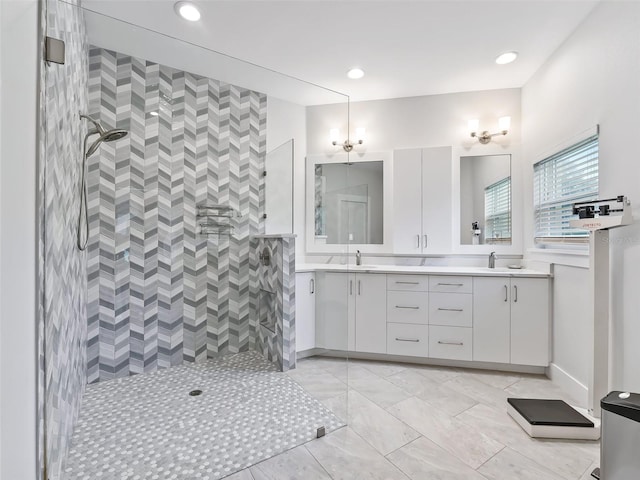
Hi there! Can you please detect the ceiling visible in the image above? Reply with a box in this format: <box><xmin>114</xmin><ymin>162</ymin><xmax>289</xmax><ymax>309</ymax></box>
<box><xmin>81</xmin><ymin>0</ymin><xmax>599</xmax><ymax>104</ymax></box>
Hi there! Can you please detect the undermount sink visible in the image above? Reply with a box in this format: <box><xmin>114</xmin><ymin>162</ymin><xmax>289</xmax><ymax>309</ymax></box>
<box><xmin>351</xmin><ymin>265</ymin><xmax>378</xmax><ymax>269</ymax></box>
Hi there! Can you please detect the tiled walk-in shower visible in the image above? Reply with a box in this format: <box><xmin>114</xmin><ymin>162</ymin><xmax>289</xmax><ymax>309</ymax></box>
<box><xmin>63</xmin><ymin>352</ymin><xmax>344</xmax><ymax>480</ymax></box>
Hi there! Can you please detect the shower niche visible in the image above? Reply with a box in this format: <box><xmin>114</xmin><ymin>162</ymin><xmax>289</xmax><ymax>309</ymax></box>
<box><xmin>251</xmin><ymin>235</ymin><xmax>296</xmax><ymax>371</ymax></box>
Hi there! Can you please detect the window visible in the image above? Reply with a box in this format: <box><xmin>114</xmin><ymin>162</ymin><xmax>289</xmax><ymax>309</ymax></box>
<box><xmin>484</xmin><ymin>177</ymin><xmax>511</xmax><ymax>244</ymax></box>
<box><xmin>534</xmin><ymin>135</ymin><xmax>598</xmax><ymax>241</ymax></box>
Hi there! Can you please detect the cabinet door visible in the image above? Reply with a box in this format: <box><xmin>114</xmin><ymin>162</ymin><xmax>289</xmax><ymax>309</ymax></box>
<box><xmin>355</xmin><ymin>273</ymin><xmax>387</xmax><ymax>354</ymax></box>
<box><xmin>393</xmin><ymin>149</ymin><xmax>423</xmax><ymax>254</ymax></box>
<box><xmin>511</xmin><ymin>278</ymin><xmax>550</xmax><ymax>366</ymax></box>
<box><xmin>421</xmin><ymin>146</ymin><xmax>452</xmax><ymax>253</ymax></box>
<box><xmin>473</xmin><ymin>277</ymin><xmax>510</xmax><ymax>363</ymax></box>
<box><xmin>295</xmin><ymin>272</ymin><xmax>316</xmax><ymax>352</ymax></box>
<box><xmin>315</xmin><ymin>272</ymin><xmax>355</xmax><ymax>351</ymax></box>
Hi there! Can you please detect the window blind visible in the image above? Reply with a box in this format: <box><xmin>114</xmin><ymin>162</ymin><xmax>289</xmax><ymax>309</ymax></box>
<box><xmin>534</xmin><ymin>135</ymin><xmax>599</xmax><ymax>240</ymax></box>
<box><xmin>484</xmin><ymin>176</ymin><xmax>511</xmax><ymax>243</ymax></box>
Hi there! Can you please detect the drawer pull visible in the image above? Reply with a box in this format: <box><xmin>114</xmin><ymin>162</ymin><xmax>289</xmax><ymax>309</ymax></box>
<box><xmin>396</xmin><ymin>281</ymin><xmax>420</xmax><ymax>285</ymax></box>
<box><xmin>437</xmin><ymin>308</ymin><xmax>464</xmax><ymax>312</ymax></box>
<box><xmin>437</xmin><ymin>340</ymin><xmax>464</xmax><ymax>346</ymax></box>
<box><xmin>395</xmin><ymin>305</ymin><xmax>420</xmax><ymax>310</ymax></box>
<box><xmin>396</xmin><ymin>337</ymin><xmax>420</xmax><ymax>343</ymax></box>
<box><xmin>437</xmin><ymin>282</ymin><xmax>464</xmax><ymax>286</ymax></box>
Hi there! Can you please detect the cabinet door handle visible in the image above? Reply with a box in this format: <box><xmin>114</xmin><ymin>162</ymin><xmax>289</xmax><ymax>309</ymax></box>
<box><xmin>513</xmin><ymin>285</ymin><xmax>518</xmax><ymax>302</ymax></box>
<box><xmin>423</xmin><ymin>234</ymin><xmax>428</xmax><ymax>248</ymax></box>
<box><xmin>358</xmin><ymin>280</ymin><xmax>362</xmax><ymax>296</ymax></box>
<box><xmin>396</xmin><ymin>281</ymin><xmax>419</xmax><ymax>285</ymax></box>
<box><xmin>416</xmin><ymin>234</ymin><xmax>420</xmax><ymax>248</ymax></box>
<box><xmin>504</xmin><ymin>285</ymin><xmax>508</xmax><ymax>302</ymax></box>
<box><xmin>437</xmin><ymin>308</ymin><xmax>463</xmax><ymax>312</ymax></box>
<box><xmin>438</xmin><ymin>340</ymin><xmax>464</xmax><ymax>346</ymax></box>
<box><xmin>310</xmin><ymin>278</ymin><xmax>315</xmax><ymax>294</ymax></box>
<box><xmin>350</xmin><ymin>280</ymin><xmax>353</xmax><ymax>296</ymax></box>
<box><xmin>437</xmin><ymin>283</ymin><xmax>464</xmax><ymax>287</ymax></box>
<box><xmin>396</xmin><ymin>337</ymin><xmax>420</xmax><ymax>343</ymax></box>
<box><xmin>395</xmin><ymin>305</ymin><xmax>420</xmax><ymax>310</ymax></box>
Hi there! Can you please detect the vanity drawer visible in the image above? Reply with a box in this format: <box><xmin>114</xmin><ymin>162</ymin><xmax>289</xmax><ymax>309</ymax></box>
<box><xmin>387</xmin><ymin>274</ymin><xmax>429</xmax><ymax>292</ymax></box>
<box><xmin>387</xmin><ymin>292</ymin><xmax>428</xmax><ymax>324</ymax></box>
<box><xmin>429</xmin><ymin>293</ymin><xmax>472</xmax><ymax>327</ymax></box>
<box><xmin>429</xmin><ymin>276</ymin><xmax>472</xmax><ymax>294</ymax></box>
<box><xmin>428</xmin><ymin>326</ymin><xmax>472</xmax><ymax>361</ymax></box>
<box><xmin>387</xmin><ymin>323</ymin><xmax>429</xmax><ymax>357</ymax></box>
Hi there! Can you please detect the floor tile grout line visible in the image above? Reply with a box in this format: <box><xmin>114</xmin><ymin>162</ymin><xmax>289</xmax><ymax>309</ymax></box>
<box><xmin>474</xmin><ymin>444</ymin><xmax>506</xmax><ymax>471</ymax></box>
<box><xmin>303</xmin><ymin>442</ymin><xmax>339</xmax><ymax>480</ymax></box>
<box><xmin>382</xmin><ymin>434</ymin><xmax>424</xmax><ymax>458</ymax></box>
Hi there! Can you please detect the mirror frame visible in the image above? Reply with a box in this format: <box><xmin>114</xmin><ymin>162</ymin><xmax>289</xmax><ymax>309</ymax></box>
<box><xmin>306</xmin><ymin>151</ymin><xmax>393</xmax><ymax>254</ymax></box>
<box><xmin>452</xmin><ymin>145</ymin><xmax>523</xmax><ymax>255</ymax></box>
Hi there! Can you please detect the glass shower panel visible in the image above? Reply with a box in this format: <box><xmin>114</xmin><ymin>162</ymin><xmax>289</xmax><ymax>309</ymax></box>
<box><xmin>41</xmin><ymin>2</ymin><xmax>350</xmax><ymax>479</ymax></box>
<box><xmin>265</xmin><ymin>139</ymin><xmax>294</xmax><ymax>234</ymax></box>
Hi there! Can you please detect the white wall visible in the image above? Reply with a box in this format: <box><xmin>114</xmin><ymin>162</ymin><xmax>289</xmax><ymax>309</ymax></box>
<box><xmin>266</xmin><ymin>98</ymin><xmax>307</xmax><ymax>258</ymax></box>
<box><xmin>306</xmin><ymin>88</ymin><xmax>521</xmax><ymax>154</ymax></box>
<box><xmin>0</xmin><ymin>0</ymin><xmax>40</xmax><ymax>479</ymax></box>
<box><xmin>522</xmin><ymin>1</ymin><xmax>640</xmax><ymax>397</ymax></box>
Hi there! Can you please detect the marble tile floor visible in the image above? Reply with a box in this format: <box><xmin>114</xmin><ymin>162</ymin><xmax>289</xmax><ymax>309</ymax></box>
<box><xmin>62</xmin><ymin>351</ymin><xmax>344</xmax><ymax>480</ymax></box>
<box><xmin>226</xmin><ymin>356</ymin><xmax>600</xmax><ymax>480</ymax></box>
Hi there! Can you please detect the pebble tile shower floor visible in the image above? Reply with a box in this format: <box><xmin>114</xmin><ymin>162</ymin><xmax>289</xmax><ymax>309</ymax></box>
<box><xmin>63</xmin><ymin>351</ymin><xmax>344</xmax><ymax>480</ymax></box>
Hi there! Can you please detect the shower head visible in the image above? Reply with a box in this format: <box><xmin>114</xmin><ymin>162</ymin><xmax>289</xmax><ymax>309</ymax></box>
<box><xmin>80</xmin><ymin>113</ymin><xmax>129</xmax><ymax>157</ymax></box>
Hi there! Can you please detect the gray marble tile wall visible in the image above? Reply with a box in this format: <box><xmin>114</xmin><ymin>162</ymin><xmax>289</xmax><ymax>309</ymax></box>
<box><xmin>38</xmin><ymin>1</ymin><xmax>90</xmax><ymax>478</ymax></box>
<box><xmin>86</xmin><ymin>47</ymin><xmax>267</xmax><ymax>383</ymax></box>
<box><xmin>251</xmin><ymin>236</ymin><xmax>296</xmax><ymax>371</ymax></box>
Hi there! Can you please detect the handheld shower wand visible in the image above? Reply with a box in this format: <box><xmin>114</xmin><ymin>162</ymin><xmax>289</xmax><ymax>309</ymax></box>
<box><xmin>77</xmin><ymin>114</ymin><xmax>128</xmax><ymax>250</ymax></box>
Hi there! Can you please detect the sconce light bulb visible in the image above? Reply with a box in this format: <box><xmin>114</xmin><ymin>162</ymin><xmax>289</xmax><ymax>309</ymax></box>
<box><xmin>329</xmin><ymin>128</ymin><xmax>340</xmax><ymax>144</ymax></box>
<box><xmin>355</xmin><ymin>127</ymin><xmax>366</xmax><ymax>143</ymax></box>
<box><xmin>468</xmin><ymin>119</ymin><xmax>479</xmax><ymax>134</ymax></box>
<box><xmin>498</xmin><ymin>116</ymin><xmax>511</xmax><ymax>133</ymax></box>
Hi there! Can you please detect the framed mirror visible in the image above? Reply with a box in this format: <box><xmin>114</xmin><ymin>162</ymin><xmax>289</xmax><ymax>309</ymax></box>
<box><xmin>452</xmin><ymin>146</ymin><xmax>522</xmax><ymax>255</ymax></box>
<box><xmin>459</xmin><ymin>154</ymin><xmax>512</xmax><ymax>245</ymax></box>
<box><xmin>306</xmin><ymin>152</ymin><xmax>392</xmax><ymax>253</ymax></box>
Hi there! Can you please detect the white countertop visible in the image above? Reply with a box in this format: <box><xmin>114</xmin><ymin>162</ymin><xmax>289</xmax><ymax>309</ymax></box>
<box><xmin>296</xmin><ymin>263</ymin><xmax>551</xmax><ymax>277</ymax></box>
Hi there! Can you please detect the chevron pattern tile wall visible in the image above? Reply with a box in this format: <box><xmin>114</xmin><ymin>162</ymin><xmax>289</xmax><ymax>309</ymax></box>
<box><xmin>38</xmin><ymin>1</ymin><xmax>89</xmax><ymax>479</ymax></box>
<box><xmin>251</xmin><ymin>236</ymin><xmax>296</xmax><ymax>371</ymax></box>
<box><xmin>86</xmin><ymin>47</ymin><xmax>267</xmax><ymax>383</ymax></box>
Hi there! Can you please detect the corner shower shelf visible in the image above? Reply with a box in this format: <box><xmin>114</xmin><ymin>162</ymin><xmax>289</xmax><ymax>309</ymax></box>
<box><xmin>196</xmin><ymin>204</ymin><xmax>237</xmax><ymax>236</ymax></box>
<box><xmin>196</xmin><ymin>204</ymin><xmax>239</xmax><ymax>218</ymax></box>
<box><xmin>199</xmin><ymin>221</ymin><xmax>235</xmax><ymax>236</ymax></box>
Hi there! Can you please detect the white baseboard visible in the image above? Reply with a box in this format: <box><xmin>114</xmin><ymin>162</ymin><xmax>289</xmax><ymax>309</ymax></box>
<box><xmin>548</xmin><ymin>362</ymin><xmax>589</xmax><ymax>408</ymax></box>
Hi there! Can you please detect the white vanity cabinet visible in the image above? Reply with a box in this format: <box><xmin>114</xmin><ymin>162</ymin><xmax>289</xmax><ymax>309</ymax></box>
<box><xmin>354</xmin><ymin>273</ymin><xmax>388</xmax><ymax>354</ymax></box>
<box><xmin>386</xmin><ymin>275</ymin><xmax>429</xmax><ymax>357</ymax></box>
<box><xmin>428</xmin><ymin>276</ymin><xmax>473</xmax><ymax>361</ymax></box>
<box><xmin>315</xmin><ymin>272</ymin><xmax>354</xmax><ymax>351</ymax></box>
<box><xmin>473</xmin><ymin>277</ymin><xmax>550</xmax><ymax>366</ymax></box>
<box><xmin>295</xmin><ymin>272</ymin><xmax>316</xmax><ymax>353</ymax></box>
<box><xmin>392</xmin><ymin>147</ymin><xmax>453</xmax><ymax>254</ymax></box>
<box><xmin>315</xmin><ymin>272</ymin><xmax>387</xmax><ymax>354</ymax></box>
<box><xmin>306</xmin><ymin>267</ymin><xmax>550</xmax><ymax>370</ymax></box>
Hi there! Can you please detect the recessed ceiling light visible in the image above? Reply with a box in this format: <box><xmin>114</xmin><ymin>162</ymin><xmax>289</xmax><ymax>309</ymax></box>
<box><xmin>175</xmin><ymin>1</ymin><xmax>201</xmax><ymax>22</ymax></box>
<box><xmin>347</xmin><ymin>68</ymin><xmax>365</xmax><ymax>80</ymax></box>
<box><xmin>495</xmin><ymin>51</ymin><xmax>518</xmax><ymax>65</ymax></box>
<box><xmin>150</xmin><ymin>111</ymin><xmax>159</xmax><ymax>116</ymax></box>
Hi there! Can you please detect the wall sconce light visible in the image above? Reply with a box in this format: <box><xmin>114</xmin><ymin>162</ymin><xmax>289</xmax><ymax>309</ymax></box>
<box><xmin>469</xmin><ymin>116</ymin><xmax>510</xmax><ymax>144</ymax></box>
<box><xmin>330</xmin><ymin>127</ymin><xmax>366</xmax><ymax>152</ymax></box>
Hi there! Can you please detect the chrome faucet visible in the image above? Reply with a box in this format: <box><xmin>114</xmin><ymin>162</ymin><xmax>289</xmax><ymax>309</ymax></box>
<box><xmin>488</xmin><ymin>251</ymin><xmax>496</xmax><ymax>269</ymax></box>
<box><xmin>356</xmin><ymin>250</ymin><xmax>362</xmax><ymax>266</ymax></box>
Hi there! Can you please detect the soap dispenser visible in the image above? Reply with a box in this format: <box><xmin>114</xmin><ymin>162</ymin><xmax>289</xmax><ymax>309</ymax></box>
<box><xmin>471</xmin><ymin>221</ymin><xmax>481</xmax><ymax>245</ymax></box>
